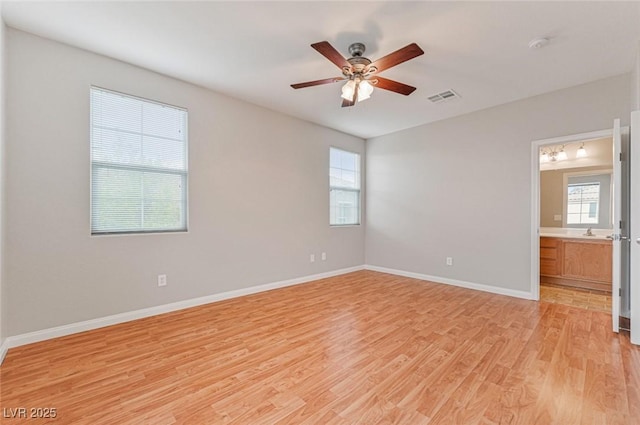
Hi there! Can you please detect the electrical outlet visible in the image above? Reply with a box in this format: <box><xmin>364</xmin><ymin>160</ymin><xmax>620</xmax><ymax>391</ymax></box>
<box><xmin>310</xmin><ymin>254</ymin><xmax>315</xmax><ymax>263</ymax></box>
<box><xmin>446</xmin><ymin>257</ymin><xmax>453</xmax><ymax>266</ymax></box>
<box><xmin>321</xmin><ymin>252</ymin><xmax>326</xmax><ymax>261</ymax></box>
<box><xmin>158</xmin><ymin>274</ymin><xmax>167</xmax><ymax>287</ymax></box>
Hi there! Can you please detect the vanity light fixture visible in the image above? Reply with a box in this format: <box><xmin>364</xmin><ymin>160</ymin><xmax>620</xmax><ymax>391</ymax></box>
<box><xmin>540</xmin><ymin>145</ymin><xmax>568</xmax><ymax>162</ymax></box>
<box><xmin>539</xmin><ymin>148</ymin><xmax>550</xmax><ymax>163</ymax></box>
<box><xmin>557</xmin><ymin>146</ymin><xmax>568</xmax><ymax>161</ymax></box>
<box><xmin>540</xmin><ymin>143</ymin><xmax>587</xmax><ymax>163</ymax></box>
<box><xmin>576</xmin><ymin>143</ymin><xmax>587</xmax><ymax>158</ymax></box>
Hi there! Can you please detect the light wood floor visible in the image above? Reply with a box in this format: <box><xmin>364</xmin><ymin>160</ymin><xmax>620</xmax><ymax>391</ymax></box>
<box><xmin>540</xmin><ymin>283</ymin><xmax>611</xmax><ymax>313</ymax></box>
<box><xmin>2</xmin><ymin>270</ymin><xmax>640</xmax><ymax>424</ymax></box>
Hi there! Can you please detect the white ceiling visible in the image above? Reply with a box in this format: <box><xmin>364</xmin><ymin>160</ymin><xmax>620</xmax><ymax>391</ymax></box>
<box><xmin>3</xmin><ymin>1</ymin><xmax>640</xmax><ymax>139</ymax></box>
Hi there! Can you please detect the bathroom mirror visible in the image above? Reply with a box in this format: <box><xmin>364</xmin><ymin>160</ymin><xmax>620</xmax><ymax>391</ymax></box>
<box><xmin>540</xmin><ymin>168</ymin><xmax>613</xmax><ymax>230</ymax></box>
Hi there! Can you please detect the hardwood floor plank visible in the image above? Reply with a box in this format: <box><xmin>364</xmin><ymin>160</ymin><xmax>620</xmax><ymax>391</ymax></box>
<box><xmin>2</xmin><ymin>270</ymin><xmax>640</xmax><ymax>424</ymax></box>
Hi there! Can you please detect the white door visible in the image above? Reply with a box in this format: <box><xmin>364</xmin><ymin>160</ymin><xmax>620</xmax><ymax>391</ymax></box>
<box><xmin>631</xmin><ymin>111</ymin><xmax>640</xmax><ymax>344</ymax></box>
<box><xmin>612</xmin><ymin>119</ymin><xmax>621</xmax><ymax>332</ymax></box>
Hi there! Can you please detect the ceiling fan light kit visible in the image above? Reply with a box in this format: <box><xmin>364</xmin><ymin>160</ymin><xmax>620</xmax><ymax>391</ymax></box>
<box><xmin>341</xmin><ymin>79</ymin><xmax>373</xmax><ymax>102</ymax></box>
<box><xmin>291</xmin><ymin>41</ymin><xmax>424</xmax><ymax>107</ymax></box>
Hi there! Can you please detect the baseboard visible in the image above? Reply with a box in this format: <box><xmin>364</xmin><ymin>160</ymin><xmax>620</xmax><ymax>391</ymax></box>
<box><xmin>1</xmin><ymin>265</ymin><xmax>365</xmax><ymax>361</ymax></box>
<box><xmin>1</xmin><ymin>264</ymin><xmax>534</xmax><ymax>364</ymax></box>
<box><xmin>0</xmin><ymin>337</ymin><xmax>8</xmax><ymax>364</ymax></box>
<box><xmin>364</xmin><ymin>264</ymin><xmax>535</xmax><ymax>300</ymax></box>
<box><xmin>541</xmin><ymin>275</ymin><xmax>611</xmax><ymax>293</ymax></box>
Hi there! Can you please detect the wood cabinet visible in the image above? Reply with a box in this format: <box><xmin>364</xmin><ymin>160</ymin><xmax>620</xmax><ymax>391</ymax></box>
<box><xmin>540</xmin><ymin>237</ymin><xmax>562</xmax><ymax>276</ymax></box>
<box><xmin>539</xmin><ymin>236</ymin><xmax>612</xmax><ymax>292</ymax></box>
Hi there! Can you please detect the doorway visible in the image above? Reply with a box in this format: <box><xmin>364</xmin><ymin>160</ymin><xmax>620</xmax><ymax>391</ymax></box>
<box><xmin>531</xmin><ymin>125</ymin><xmax>630</xmax><ymax>332</ymax></box>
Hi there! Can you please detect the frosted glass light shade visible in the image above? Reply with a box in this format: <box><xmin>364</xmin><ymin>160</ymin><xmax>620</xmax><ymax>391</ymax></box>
<box><xmin>357</xmin><ymin>80</ymin><xmax>373</xmax><ymax>102</ymax></box>
<box><xmin>576</xmin><ymin>145</ymin><xmax>587</xmax><ymax>158</ymax></box>
<box><xmin>341</xmin><ymin>79</ymin><xmax>374</xmax><ymax>102</ymax></box>
<box><xmin>341</xmin><ymin>80</ymin><xmax>356</xmax><ymax>100</ymax></box>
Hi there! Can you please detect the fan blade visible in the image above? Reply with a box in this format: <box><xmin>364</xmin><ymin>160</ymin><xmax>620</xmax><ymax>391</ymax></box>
<box><xmin>291</xmin><ymin>77</ymin><xmax>344</xmax><ymax>89</ymax></box>
<box><xmin>369</xmin><ymin>43</ymin><xmax>424</xmax><ymax>73</ymax></box>
<box><xmin>341</xmin><ymin>98</ymin><xmax>355</xmax><ymax>107</ymax></box>
<box><xmin>311</xmin><ymin>41</ymin><xmax>350</xmax><ymax>69</ymax></box>
<box><xmin>373</xmin><ymin>76</ymin><xmax>416</xmax><ymax>96</ymax></box>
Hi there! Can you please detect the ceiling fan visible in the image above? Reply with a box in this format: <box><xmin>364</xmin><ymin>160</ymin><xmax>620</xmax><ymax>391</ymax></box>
<box><xmin>291</xmin><ymin>41</ymin><xmax>424</xmax><ymax>107</ymax></box>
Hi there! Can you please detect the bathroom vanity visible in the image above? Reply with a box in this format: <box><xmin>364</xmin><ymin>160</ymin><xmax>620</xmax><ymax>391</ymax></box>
<box><xmin>540</xmin><ymin>232</ymin><xmax>612</xmax><ymax>293</ymax></box>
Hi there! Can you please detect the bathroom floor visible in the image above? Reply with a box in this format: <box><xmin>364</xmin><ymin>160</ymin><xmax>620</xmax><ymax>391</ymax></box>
<box><xmin>540</xmin><ymin>283</ymin><xmax>611</xmax><ymax>313</ymax></box>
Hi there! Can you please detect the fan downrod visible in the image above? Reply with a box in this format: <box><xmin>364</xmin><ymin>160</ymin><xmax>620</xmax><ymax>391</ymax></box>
<box><xmin>348</xmin><ymin>42</ymin><xmax>366</xmax><ymax>57</ymax></box>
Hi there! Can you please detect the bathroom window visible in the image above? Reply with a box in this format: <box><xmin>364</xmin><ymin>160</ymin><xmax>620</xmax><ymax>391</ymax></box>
<box><xmin>563</xmin><ymin>172</ymin><xmax>611</xmax><ymax>229</ymax></box>
<box><xmin>567</xmin><ymin>182</ymin><xmax>600</xmax><ymax>224</ymax></box>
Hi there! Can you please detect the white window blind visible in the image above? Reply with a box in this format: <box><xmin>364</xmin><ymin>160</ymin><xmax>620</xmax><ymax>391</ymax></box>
<box><xmin>330</xmin><ymin>147</ymin><xmax>361</xmax><ymax>226</ymax></box>
<box><xmin>90</xmin><ymin>87</ymin><xmax>188</xmax><ymax>234</ymax></box>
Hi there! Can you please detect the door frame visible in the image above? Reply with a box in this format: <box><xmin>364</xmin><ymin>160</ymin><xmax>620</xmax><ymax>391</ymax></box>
<box><xmin>631</xmin><ymin>111</ymin><xmax>640</xmax><ymax>344</ymax></box>
<box><xmin>530</xmin><ymin>128</ymin><xmax>618</xmax><ymax>301</ymax></box>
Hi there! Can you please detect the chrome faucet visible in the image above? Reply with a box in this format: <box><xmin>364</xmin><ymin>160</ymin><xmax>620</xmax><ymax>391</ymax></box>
<box><xmin>585</xmin><ymin>227</ymin><xmax>594</xmax><ymax>236</ymax></box>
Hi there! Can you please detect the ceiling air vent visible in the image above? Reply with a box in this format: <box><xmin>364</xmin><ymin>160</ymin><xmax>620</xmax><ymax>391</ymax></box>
<box><xmin>427</xmin><ymin>89</ymin><xmax>460</xmax><ymax>104</ymax></box>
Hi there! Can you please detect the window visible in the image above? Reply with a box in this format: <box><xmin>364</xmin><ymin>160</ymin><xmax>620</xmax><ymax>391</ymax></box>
<box><xmin>563</xmin><ymin>171</ymin><xmax>611</xmax><ymax>229</ymax></box>
<box><xmin>90</xmin><ymin>87</ymin><xmax>188</xmax><ymax>234</ymax></box>
<box><xmin>567</xmin><ymin>182</ymin><xmax>600</xmax><ymax>224</ymax></box>
<box><xmin>330</xmin><ymin>147</ymin><xmax>360</xmax><ymax>225</ymax></box>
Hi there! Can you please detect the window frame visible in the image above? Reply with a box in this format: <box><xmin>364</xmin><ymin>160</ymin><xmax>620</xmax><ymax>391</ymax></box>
<box><xmin>562</xmin><ymin>169</ymin><xmax>612</xmax><ymax>229</ymax></box>
<box><xmin>329</xmin><ymin>146</ymin><xmax>361</xmax><ymax>227</ymax></box>
<box><xmin>89</xmin><ymin>86</ymin><xmax>189</xmax><ymax>236</ymax></box>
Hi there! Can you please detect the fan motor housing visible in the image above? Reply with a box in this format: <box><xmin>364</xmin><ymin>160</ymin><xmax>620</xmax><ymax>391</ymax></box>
<box><xmin>346</xmin><ymin>43</ymin><xmax>372</xmax><ymax>73</ymax></box>
<box><xmin>348</xmin><ymin>56</ymin><xmax>372</xmax><ymax>68</ymax></box>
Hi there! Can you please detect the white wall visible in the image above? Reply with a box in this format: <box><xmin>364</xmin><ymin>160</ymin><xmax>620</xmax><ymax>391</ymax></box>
<box><xmin>366</xmin><ymin>74</ymin><xmax>630</xmax><ymax>293</ymax></box>
<box><xmin>5</xmin><ymin>29</ymin><xmax>365</xmax><ymax>336</ymax></box>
